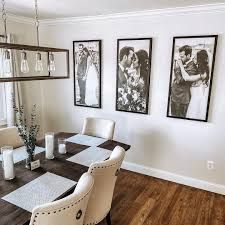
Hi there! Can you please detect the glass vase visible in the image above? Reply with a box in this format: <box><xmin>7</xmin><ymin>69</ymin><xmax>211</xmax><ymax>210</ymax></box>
<box><xmin>25</xmin><ymin>145</ymin><xmax>35</xmax><ymax>170</ymax></box>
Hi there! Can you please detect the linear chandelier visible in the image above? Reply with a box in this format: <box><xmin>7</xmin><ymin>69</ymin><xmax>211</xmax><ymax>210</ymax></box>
<box><xmin>0</xmin><ymin>0</ymin><xmax>69</xmax><ymax>82</ymax></box>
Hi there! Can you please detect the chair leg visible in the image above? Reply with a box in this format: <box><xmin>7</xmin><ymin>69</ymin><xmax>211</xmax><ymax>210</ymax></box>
<box><xmin>106</xmin><ymin>211</ymin><xmax>112</xmax><ymax>225</ymax></box>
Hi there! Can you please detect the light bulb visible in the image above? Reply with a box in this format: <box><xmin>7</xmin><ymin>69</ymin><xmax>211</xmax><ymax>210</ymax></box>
<box><xmin>35</xmin><ymin>52</ymin><xmax>43</xmax><ymax>72</ymax></box>
<box><xmin>48</xmin><ymin>52</ymin><xmax>55</xmax><ymax>72</ymax></box>
<box><xmin>4</xmin><ymin>49</ymin><xmax>11</xmax><ymax>75</ymax></box>
<box><xmin>20</xmin><ymin>51</ymin><xmax>29</xmax><ymax>73</ymax></box>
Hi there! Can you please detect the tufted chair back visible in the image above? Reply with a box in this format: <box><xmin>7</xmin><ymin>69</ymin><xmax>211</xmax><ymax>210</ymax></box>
<box><xmin>0</xmin><ymin>126</ymin><xmax>23</xmax><ymax>149</ymax></box>
<box><xmin>82</xmin><ymin>117</ymin><xmax>115</xmax><ymax>140</ymax></box>
<box><xmin>84</xmin><ymin>146</ymin><xmax>126</xmax><ymax>225</ymax></box>
<box><xmin>29</xmin><ymin>173</ymin><xmax>94</xmax><ymax>225</ymax></box>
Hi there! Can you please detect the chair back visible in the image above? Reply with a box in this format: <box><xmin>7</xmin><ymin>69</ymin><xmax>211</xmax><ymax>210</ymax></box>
<box><xmin>0</xmin><ymin>126</ymin><xmax>23</xmax><ymax>149</ymax></box>
<box><xmin>84</xmin><ymin>146</ymin><xmax>125</xmax><ymax>224</ymax></box>
<box><xmin>29</xmin><ymin>173</ymin><xmax>94</xmax><ymax>225</ymax></box>
<box><xmin>82</xmin><ymin>117</ymin><xmax>115</xmax><ymax>140</ymax></box>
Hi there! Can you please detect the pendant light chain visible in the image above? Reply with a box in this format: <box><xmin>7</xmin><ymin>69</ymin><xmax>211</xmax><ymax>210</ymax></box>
<box><xmin>1</xmin><ymin>0</ymin><xmax>11</xmax><ymax>75</ymax></box>
<box><xmin>34</xmin><ymin>0</ymin><xmax>40</xmax><ymax>46</ymax></box>
<box><xmin>1</xmin><ymin>0</ymin><xmax>7</xmax><ymax>41</ymax></box>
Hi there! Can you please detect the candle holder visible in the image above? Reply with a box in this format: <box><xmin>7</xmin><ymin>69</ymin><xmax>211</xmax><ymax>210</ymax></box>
<box><xmin>45</xmin><ymin>132</ymin><xmax>55</xmax><ymax>159</ymax></box>
<box><xmin>1</xmin><ymin>146</ymin><xmax>15</xmax><ymax>180</ymax></box>
<box><xmin>58</xmin><ymin>138</ymin><xmax>67</xmax><ymax>154</ymax></box>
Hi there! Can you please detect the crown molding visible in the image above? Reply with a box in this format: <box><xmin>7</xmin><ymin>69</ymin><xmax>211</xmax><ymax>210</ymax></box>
<box><xmin>40</xmin><ymin>3</ymin><xmax>225</xmax><ymax>25</ymax></box>
<box><xmin>7</xmin><ymin>13</ymin><xmax>34</xmax><ymax>24</ymax></box>
<box><xmin>6</xmin><ymin>3</ymin><xmax>225</xmax><ymax>26</ymax></box>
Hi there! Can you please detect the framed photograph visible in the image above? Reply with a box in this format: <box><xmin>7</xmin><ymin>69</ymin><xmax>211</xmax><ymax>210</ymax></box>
<box><xmin>167</xmin><ymin>35</ymin><xmax>218</xmax><ymax>122</ymax></box>
<box><xmin>73</xmin><ymin>40</ymin><xmax>101</xmax><ymax>108</ymax></box>
<box><xmin>116</xmin><ymin>38</ymin><xmax>152</xmax><ymax>114</ymax></box>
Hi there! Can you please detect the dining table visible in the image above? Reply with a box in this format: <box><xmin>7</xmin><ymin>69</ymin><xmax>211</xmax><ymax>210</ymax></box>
<box><xmin>0</xmin><ymin>132</ymin><xmax>130</xmax><ymax>225</ymax></box>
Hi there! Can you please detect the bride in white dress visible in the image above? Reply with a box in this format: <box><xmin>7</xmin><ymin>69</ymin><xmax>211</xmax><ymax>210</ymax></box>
<box><xmin>83</xmin><ymin>48</ymin><xmax>99</xmax><ymax>106</ymax></box>
<box><xmin>177</xmin><ymin>49</ymin><xmax>210</xmax><ymax>120</ymax></box>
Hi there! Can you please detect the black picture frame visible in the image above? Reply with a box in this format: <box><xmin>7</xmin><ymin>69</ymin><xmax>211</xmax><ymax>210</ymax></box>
<box><xmin>167</xmin><ymin>35</ymin><xmax>218</xmax><ymax>122</ymax></box>
<box><xmin>73</xmin><ymin>40</ymin><xmax>102</xmax><ymax>108</ymax></box>
<box><xmin>116</xmin><ymin>38</ymin><xmax>152</xmax><ymax>114</ymax></box>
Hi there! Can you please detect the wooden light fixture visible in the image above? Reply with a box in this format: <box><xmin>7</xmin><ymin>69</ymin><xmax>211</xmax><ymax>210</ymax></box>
<box><xmin>0</xmin><ymin>0</ymin><xmax>70</xmax><ymax>82</ymax></box>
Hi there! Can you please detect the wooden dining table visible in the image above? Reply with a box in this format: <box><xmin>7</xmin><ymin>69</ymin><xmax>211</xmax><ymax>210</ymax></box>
<box><xmin>0</xmin><ymin>132</ymin><xmax>130</xmax><ymax>225</ymax></box>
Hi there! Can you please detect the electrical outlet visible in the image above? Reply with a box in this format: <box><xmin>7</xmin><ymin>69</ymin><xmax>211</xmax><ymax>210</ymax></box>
<box><xmin>207</xmin><ymin>161</ymin><xmax>215</xmax><ymax>170</ymax></box>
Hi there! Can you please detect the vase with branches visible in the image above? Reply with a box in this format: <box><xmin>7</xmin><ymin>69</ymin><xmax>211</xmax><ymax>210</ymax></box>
<box><xmin>14</xmin><ymin>104</ymin><xmax>40</xmax><ymax>169</ymax></box>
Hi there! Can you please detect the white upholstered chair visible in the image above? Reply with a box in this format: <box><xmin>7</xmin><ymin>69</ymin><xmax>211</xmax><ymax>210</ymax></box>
<box><xmin>82</xmin><ymin>117</ymin><xmax>115</xmax><ymax>140</ymax></box>
<box><xmin>84</xmin><ymin>146</ymin><xmax>126</xmax><ymax>225</ymax></box>
<box><xmin>29</xmin><ymin>173</ymin><xmax>94</xmax><ymax>225</ymax></box>
<box><xmin>0</xmin><ymin>126</ymin><xmax>23</xmax><ymax>149</ymax></box>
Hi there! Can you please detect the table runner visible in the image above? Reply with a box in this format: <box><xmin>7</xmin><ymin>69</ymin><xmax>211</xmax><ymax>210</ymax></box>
<box><xmin>67</xmin><ymin>146</ymin><xmax>112</xmax><ymax>167</ymax></box>
<box><xmin>2</xmin><ymin>172</ymin><xmax>77</xmax><ymax>212</ymax></box>
<box><xmin>0</xmin><ymin>146</ymin><xmax>45</xmax><ymax>163</ymax></box>
<box><xmin>66</xmin><ymin>134</ymin><xmax>107</xmax><ymax>147</ymax></box>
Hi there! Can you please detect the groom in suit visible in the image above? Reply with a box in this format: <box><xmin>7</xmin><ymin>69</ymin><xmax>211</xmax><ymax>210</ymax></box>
<box><xmin>77</xmin><ymin>43</ymin><xmax>88</xmax><ymax>104</ymax></box>
<box><xmin>118</xmin><ymin>46</ymin><xmax>134</xmax><ymax>88</ymax></box>
<box><xmin>170</xmin><ymin>45</ymin><xmax>198</xmax><ymax>118</ymax></box>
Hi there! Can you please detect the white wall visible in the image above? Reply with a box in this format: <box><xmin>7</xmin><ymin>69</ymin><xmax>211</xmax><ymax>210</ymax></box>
<box><xmin>39</xmin><ymin>6</ymin><xmax>225</xmax><ymax>190</ymax></box>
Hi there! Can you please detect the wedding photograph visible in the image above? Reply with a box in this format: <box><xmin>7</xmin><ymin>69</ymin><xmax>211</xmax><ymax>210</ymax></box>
<box><xmin>167</xmin><ymin>35</ymin><xmax>218</xmax><ymax>122</ymax></box>
<box><xmin>73</xmin><ymin>40</ymin><xmax>101</xmax><ymax>108</ymax></box>
<box><xmin>116</xmin><ymin>38</ymin><xmax>152</xmax><ymax>114</ymax></box>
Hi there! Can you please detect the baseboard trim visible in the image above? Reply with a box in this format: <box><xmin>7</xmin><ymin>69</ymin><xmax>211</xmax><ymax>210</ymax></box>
<box><xmin>122</xmin><ymin>161</ymin><xmax>225</xmax><ymax>195</ymax></box>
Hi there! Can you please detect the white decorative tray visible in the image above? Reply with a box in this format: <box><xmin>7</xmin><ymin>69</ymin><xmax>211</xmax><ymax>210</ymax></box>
<box><xmin>67</xmin><ymin>146</ymin><xmax>112</xmax><ymax>167</ymax></box>
<box><xmin>66</xmin><ymin>134</ymin><xmax>106</xmax><ymax>147</ymax></box>
<box><xmin>0</xmin><ymin>146</ymin><xmax>45</xmax><ymax>163</ymax></box>
<box><xmin>2</xmin><ymin>172</ymin><xmax>77</xmax><ymax>212</ymax></box>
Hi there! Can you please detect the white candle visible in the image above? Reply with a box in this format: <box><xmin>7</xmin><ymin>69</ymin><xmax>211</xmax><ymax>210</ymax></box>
<box><xmin>2</xmin><ymin>149</ymin><xmax>15</xmax><ymax>180</ymax></box>
<box><xmin>58</xmin><ymin>144</ymin><xmax>66</xmax><ymax>154</ymax></box>
<box><xmin>45</xmin><ymin>134</ymin><xmax>54</xmax><ymax>159</ymax></box>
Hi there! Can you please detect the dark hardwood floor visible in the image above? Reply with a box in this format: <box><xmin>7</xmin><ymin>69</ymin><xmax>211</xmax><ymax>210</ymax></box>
<box><xmin>99</xmin><ymin>169</ymin><xmax>225</xmax><ymax>225</ymax></box>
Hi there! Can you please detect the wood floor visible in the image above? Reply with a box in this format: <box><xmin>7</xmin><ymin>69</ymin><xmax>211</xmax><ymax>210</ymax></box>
<box><xmin>99</xmin><ymin>169</ymin><xmax>225</xmax><ymax>225</ymax></box>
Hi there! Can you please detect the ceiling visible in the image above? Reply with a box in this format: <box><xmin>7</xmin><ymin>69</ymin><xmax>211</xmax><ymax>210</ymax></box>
<box><xmin>4</xmin><ymin>0</ymin><xmax>225</xmax><ymax>19</ymax></box>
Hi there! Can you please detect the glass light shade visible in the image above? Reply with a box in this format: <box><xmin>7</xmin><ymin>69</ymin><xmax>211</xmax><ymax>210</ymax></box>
<box><xmin>20</xmin><ymin>51</ymin><xmax>29</xmax><ymax>73</ymax></box>
<box><xmin>35</xmin><ymin>52</ymin><xmax>43</xmax><ymax>72</ymax></box>
<box><xmin>4</xmin><ymin>49</ymin><xmax>11</xmax><ymax>75</ymax></box>
<box><xmin>48</xmin><ymin>52</ymin><xmax>55</xmax><ymax>72</ymax></box>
